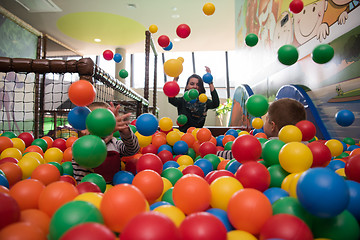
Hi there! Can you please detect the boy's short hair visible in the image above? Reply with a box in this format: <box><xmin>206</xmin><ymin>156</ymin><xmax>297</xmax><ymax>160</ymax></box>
<box><xmin>88</xmin><ymin>101</ymin><xmax>110</xmax><ymax>110</ymax></box>
<box><xmin>268</xmin><ymin>98</ymin><xmax>306</xmax><ymax>130</ymax></box>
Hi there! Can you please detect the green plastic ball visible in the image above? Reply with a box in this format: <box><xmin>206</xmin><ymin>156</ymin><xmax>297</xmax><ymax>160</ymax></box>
<box><xmin>61</xmin><ymin>161</ymin><xmax>73</xmax><ymax>176</ymax></box>
<box><xmin>113</xmin><ymin>131</ymin><xmax>120</xmax><ymax>138</ymax></box>
<box><xmin>183</xmin><ymin>91</ymin><xmax>191</xmax><ymax>102</ymax></box>
<box><xmin>203</xmin><ymin>154</ymin><xmax>221</xmax><ymax>170</ymax></box>
<box><xmin>161</xmin><ymin>167</ymin><xmax>183</xmax><ymax>186</ymax></box>
<box><xmin>161</xmin><ymin>187</ymin><xmax>175</xmax><ymax>205</ymax></box>
<box><xmin>343</xmin><ymin>137</ymin><xmax>355</xmax><ymax>146</ymax></box>
<box><xmin>86</xmin><ymin>108</ymin><xmax>116</xmax><ymax>138</ymax></box>
<box><xmin>48</xmin><ymin>162</ymin><xmax>64</xmax><ymax>175</ymax></box>
<box><xmin>177</xmin><ymin>114</ymin><xmax>188</xmax><ymax>125</ymax></box>
<box><xmin>278</xmin><ymin>44</ymin><xmax>299</xmax><ymax>65</ymax></box>
<box><xmin>245</xmin><ymin>94</ymin><xmax>269</xmax><ymax>117</ymax></box>
<box><xmin>49</xmin><ymin>200</ymin><xmax>104</xmax><ymax>240</ymax></box>
<box><xmin>1</xmin><ymin>131</ymin><xmax>17</xmax><ymax>139</ymax></box>
<box><xmin>245</xmin><ymin>33</ymin><xmax>259</xmax><ymax>47</ymax></box>
<box><xmin>31</xmin><ymin>138</ymin><xmax>48</xmax><ymax>152</ymax></box>
<box><xmin>188</xmin><ymin>89</ymin><xmax>199</xmax><ymax>100</ymax></box>
<box><xmin>72</xmin><ymin>135</ymin><xmax>107</xmax><ymax>169</ymax></box>
<box><xmin>312</xmin><ymin>44</ymin><xmax>334</xmax><ymax>64</ymax></box>
<box><xmin>224</xmin><ymin>141</ymin><xmax>233</xmax><ymax>150</ymax></box>
<box><xmin>81</xmin><ymin>173</ymin><xmax>106</xmax><ymax>193</ymax></box>
<box><xmin>119</xmin><ymin>69</ymin><xmax>129</xmax><ymax>78</ymax></box>
<box><xmin>268</xmin><ymin>164</ymin><xmax>289</xmax><ymax>188</ymax></box>
<box><xmin>187</xmin><ymin>148</ymin><xmax>196</xmax><ymax>159</ymax></box>
<box><xmin>262</xmin><ymin>139</ymin><xmax>286</xmax><ymax>166</ymax></box>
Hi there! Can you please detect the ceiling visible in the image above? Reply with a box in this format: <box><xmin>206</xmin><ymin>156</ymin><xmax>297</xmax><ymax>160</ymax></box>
<box><xmin>0</xmin><ymin>0</ymin><xmax>235</xmax><ymax>56</ymax></box>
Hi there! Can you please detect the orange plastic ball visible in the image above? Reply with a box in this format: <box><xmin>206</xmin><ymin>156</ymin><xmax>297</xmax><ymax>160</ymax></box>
<box><xmin>0</xmin><ymin>185</ymin><xmax>10</xmax><ymax>194</ymax></box>
<box><xmin>254</xmin><ymin>132</ymin><xmax>268</xmax><ymax>139</ymax></box>
<box><xmin>210</xmin><ymin>136</ymin><xmax>217</xmax><ymax>146</ymax></box>
<box><xmin>38</xmin><ymin>181</ymin><xmax>79</xmax><ymax>216</ymax></box>
<box><xmin>0</xmin><ymin>222</ymin><xmax>46</xmax><ymax>240</ymax></box>
<box><xmin>172</xmin><ymin>174</ymin><xmax>211</xmax><ymax>215</ymax></box>
<box><xmin>20</xmin><ymin>209</ymin><xmax>51</xmax><ymax>235</ymax></box>
<box><xmin>41</xmin><ymin>136</ymin><xmax>53</xmax><ymax>149</ymax></box>
<box><xmin>24</xmin><ymin>145</ymin><xmax>44</xmax><ymax>156</ymax></box>
<box><xmin>31</xmin><ymin>164</ymin><xmax>61</xmax><ymax>185</ymax></box>
<box><xmin>65</xmin><ymin>136</ymin><xmax>78</xmax><ymax>148</ymax></box>
<box><xmin>9</xmin><ymin>179</ymin><xmax>45</xmax><ymax>210</ymax></box>
<box><xmin>68</xmin><ymin>80</ymin><xmax>96</xmax><ymax>106</ymax></box>
<box><xmin>63</xmin><ymin>147</ymin><xmax>73</xmax><ymax>162</ymax></box>
<box><xmin>0</xmin><ymin>162</ymin><xmax>22</xmax><ymax>187</ymax></box>
<box><xmin>187</xmin><ymin>127</ymin><xmax>196</xmax><ymax>134</ymax></box>
<box><xmin>180</xmin><ymin>133</ymin><xmax>196</xmax><ymax>148</ymax></box>
<box><xmin>151</xmin><ymin>134</ymin><xmax>167</xmax><ymax>149</ymax></box>
<box><xmin>0</xmin><ymin>136</ymin><xmax>13</xmax><ymax>153</ymax></box>
<box><xmin>222</xmin><ymin>135</ymin><xmax>236</xmax><ymax>146</ymax></box>
<box><xmin>100</xmin><ymin>184</ymin><xmax>147</xmax><ymax>233</ymax></box>
<box><xmin>217</xmin><ymin>159</ymin><xmax>230</xmax><ymax>170</ymax></box>
<box><xmin>132</xmin><ymin>169</ymin><xmax>164</xmax><ymax>204</ymax></box>
<box><xmin>196</xmin><ymin>128</ymin><xmax>212</xmax><ymax>143</ymax></box>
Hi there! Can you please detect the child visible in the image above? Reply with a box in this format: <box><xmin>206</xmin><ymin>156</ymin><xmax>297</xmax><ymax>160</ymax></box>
<box><xmin>217</xmin><ymin>98</ymin><xmax>306</xmax><ymax>159</ymax></box>
<box><xmin>72</xmin><ymin>101</ymin><xmax>140</xmax><ymax>184</ymax></box>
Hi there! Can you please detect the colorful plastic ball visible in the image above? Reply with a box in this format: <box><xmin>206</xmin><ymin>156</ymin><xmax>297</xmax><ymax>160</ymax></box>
<box><xmin>176</xmin><ymin>24</ymin><xmax>191</xmax><ymax>39</ymax></box>
<box><xmin>59</xmin><ymin>175</ymin><xmax>77</xmax><ymax>186</ymax></box>
<box><xmin>161</xmin><ymin>167</ymin><xmax>183</xmax><ymax>185</ymax></box>
<box><xmin>179</xmin><ymin>212</ymin><xmax>227</xmax><ymax>240</ymax></box>
<box><xmin>31</xmin><ymin>138</ymin><xmax>48</xmax><ymax>152</ymax></box>
<box><xmin>49</xmin><ymin>200</ymin><xmax>103</xmax><ymax>240</ymax></box>
<box><xmin>153</xmin><ymin>205</ymin><xmax>185</xmax><ymax>227</ymax></box>
<box><xmin>235</xmin><ymin>161</ymin><xmax>270</xmax><ymax>192</ymax></box>
<box><xmin>1</xmin><ymin>131</ymin><xmax>17</xmax><ymax>139</ymax></box>
<box><xmin>346</xmin><ymin>180</ymin><xmax>360</xmax><ymax>221</ymax></box>
<box><xmin>136</xmin><ymin>113</ymin><xmax>158</xmax><ymax>137</ymax></box>
<box><xmin>245</xmin><ymin>33</ymin><xmax>259</xmax><ymax>47</ymax></box>
<box><xmin>295</xmin><ymin>120</ymin><xmax>316</xmax><ymax>141</ymax></box>
<box><xmin>158</xmin><ymin>35</ymin><xmax>170</xmax><ymax>48</ymax></box>
<box><xmin>0</xmin><ymin>192</ymin><xmax>20</xmax><ymax>230</ymax></box>
<box><xmin>176</xmin><ymin>155</ymin><xmax>194</xmax><ymax>166</ymax></box>
<box><xmin>18</xmin><ymin>132</ymin><xmax>34</xmax><ymax>148</ymax></box>
<box><xmin>60</xmin><ymin>222</ymin><xmax>116</xmax><ymax>240</ymax></box>
<box><xmin>163</xmin><ymin>41</ymin><xmax>173</xmax><ymax>51</ymax></box>
<box><xmin>48</xmin><ymin>161</ymin><xmax>63</xmax><ymax>175</ymax></box>
<box><xmin>0</xmin><ymin>173</ymin><xmax>9</xmax><ymax>188</ymax></box>
<box><xmin>206</xmin><ymin>208</ymin><xmax>234</xmax><ymax>232</ymax></box>
<box><xmin>194</xmin><ymin>158</ymin><xmax>213</xmax><ymax>176</ymax></box>
<box><xmin>173</xmin><ymin>140</ymin><xmax>189</xmax><ymax>155</ymax></box>
<box><xmin>76</xmin><ymin>181</ymin><xmax>102</xmax><ymax>194</ymax></box>
<box><xmin>137</xmin><ymin>153</ymin><xmax>163</xmax><ymax>175</ymax></box>
<box><xmin>203</xmin><ymin>2</ymin><xmax>216</xmax><ymax>15</ymax></box>
<box><xmin>327</xmin><ymin>159</ymin><xmax>346</xmax><ymax>171</ymax></box>
<box><xmin>158</xmin><ymin>144</ymin><xmax>173</xmax><ymax>154</ymax></box>
<box><xmin>163</xmin><ymin>80</ymin><xmax>180</xmax><ymax>97</ymax></box>
<box><xmin>119</xmin><ymin>69</ymin><xmax>128</xmax><ymax>78</ymax></box>
<box><xmin>181</xmin><ymin>165</ymin><xmax>204</xmax><ymax>178</ymax></box>
<box><xmin>68</xmin><ymin>80</ymin><xmax>96</xmax><ymax>107</ymax></box>
<box><xmin>210</xmin><ymin>176</ymin><xmax>243</xmax><ymax>211</ymax></box>
<box><xmin>0</xmin><ymin>157</ymin><xmax>18</xmax><ymax>165</ymax></box>
<box><xmin>159</xmin><ymin>117</ymin><xmax>173</xmax><ymax>132</ymax></box>
<box><xmin>160</xmin><ymin>156</ymin><xmax>176</xmax><ymax>168</ymax></box>
<box><xmin>132</xmin><ymin>169</ymin><xmax>163</xmax><ymax>203</ymax></box>
<box><xmin>343</xmin><ymin>137</ymin><xmax>356</xmax><ymax>146</ymax></box>
<box><xmin>262</xmin><ymin>139</ymin><xmax>285</xmax><ymax>166</ymax></box>
<box><xmin>81</xmin><ymin>173</ymin><xmax>106</xmax><ymax>193</ymax></box>
<box><xmin>245</xmin><ymin>94</ymin><xmax>269</xmax><ymax>117</ymax></box>
<box><xmin>20</xmin><ymin>208</ymin><xmax>51</xmax><ymax>236</ymax></box>
<box><xmin>251</xmin><ymin>118</ymin><xmax>263</xmax><ymax>129</ymax></box>
<box><xmin>86</xmin><ymin>108</ymin><xmax>116</xmax><ymax>138</ymax></box>
<box><xmin>41</xmin><ymin>136</ymin><xmax>53</xmax><ymax>149</ymax></box>
<box><xmin>31</xmin><ymin>163</ymin><xmax>60</xmax><ymax>185</ymax></box>
<box><xmin>312</xmin><ymin>44</ymin><xmax>334</xmax><ymax>64</ymax></box>
<box><xmin>0</xmin><ymin>222</ymin><xmax>46</xmax><ymax>240</ymax></box>
<box><xmin>164</xmin><ymin>58</ymin><xmax>183</xmax><ymax>77</ymax></box>
<box><xmin>100</xmin><ymin>184</ymin><xmax>147</xmax><ymax>233</ymax></box>
<box><xmin>52</xmin><ymin>138</ymin><xmax>67</xmax><ymax>152</ymax></box>
<box><xmin>9</xmin><ymin>179</ymin><xmax>45</xmax><ymax>210</ymax></box>
<box><xmin>113</xmin><ymin>53</ymin><xmax>122</xmax><ymax>63</ymax></box>
<box><xmin>231</xmin><ymin>135</ymin><xmax>262</xmax><ymax>163</ymax></box>
<box><xmin>289</xmin><ymin>0</ymin><xmax>304</xmax><ymax>13</ymax></box>
<box><xmin>72</xmin><ymin>135</ymin><xmax>107</xmax><ymax>168</ymax></box>
<box><xmin>161</xmin><ymin>187</ymin><xmax>175</xmax><ymax>205</ymax></box>
<box><xmin>197</xmin><ymin>128</ymin><xmax>212</xmax><ymax>143</ymax></box>
<box><xmin>278</xmin><ymin>125</ymin><xmax>302</xmax><ymax>143</ymax></box>
<box><xmin>297</xmin><ymin>167</ymin><xmax>349</xmax><ymax>218</ymax></box>
<box><xmin>149</xmin><ymin>24</ymin><xmax>158</xmax><ymax>34</ymax></box>
<box><xmin>103</xmin><ymin>49</ymin><xmax>114</xmax><ymax>60</ymax></box>
<box><xmin>121</xmin><ymin>211</ymin><xmax>180</xmax><ymax>240</ymax></box>
<box><xmin>260</xmin><ymin>214</ymin><xmax>313</xmax><ymax>240</ymax></box>
<box><xmin>188</xmin><ymin>89</ymin><xmax>199</xmax><ymax>100</ymax></box>
<box><xmin>166</xmin><ymin>131</ymin><xmax>181</xmax><ymax>146</ymax></box>
<box><xmin>267</xmin><ymin>164</ymin><xmax>289</xmax><ymax>188</ymax></box>
<box><xmin>177</xmin><ymin>114</ymin><xmax>188</xmax><ymax>126</ymax></box>
<box><xmin>44</xmin><ymin>147</ymin><xmax>63</xmax><ymax>164</ymax></box>
<box><xmin>227</xmin><ymin>188</ymin><xmax>272</xmax><ymax>235</ymax></box>
<box><xmin>345</xmin><ymin>154</ymin><xmax>360</xmax><ymax>183</ymax></box>
<box><xmin>279</xmin><ymin>142</ymin><xmax>313</xmax><ymax>173</ymax></box>
<box><xmin>224</xmin><ymin>129</ymin><xmax>237</xmax><ymax>138</ymax></box>
<box><xmin>325</xmin><ymin>139</ymin><xmax>344</xmax><ymax>157</ymax></box>
<box><xmin>68</xmin><ymin>106</ymin><xmax>90</xmax><ymax>130</ymax></box>
<box><xmin>278</xmin><ymin>44</ymin><xmax>299</xmax><ymax>65</ymax></box>
<box><xmin>0</xmin><ymin>162</ymin><xmax>22</xmax><ymax>187</ymax></box>
<box><xmin>17</xmin><ymin>157</ymin><xmax>41</xmax><ymax>179</ymax></box>
<box><xmin>227</xmin><ymin>160</ymin><xmax>241</xmax><ymax>174</ymax></box>
<box><xmin>202</xmin><ymin>72</ymin><xmax>213</xmax><ymax>84</ymax></box>
<box><xmin>198</xmin><ymin>93</ymin><xmax>207</xmax><ymax>103</ymax></box>
<box><xmin>199</xmin><ymin>142</ymin><xmax>217</xmax><ymax>157</ymax></box>
<box><xmin>135</xmin><ymin>132</ymin><xmax>152</xmax><ymax>148</ymax></box>
<box><xmin>263</xmin><ymin>187</ymin><xmax>289</xmax><ymax>204</ymax></box>
<box><xmin>11</xmin><ymin>138</ymin><xmax>25</xmax><ymax>153</ymax></box>
<box><xmin>335</xmin><ymin>109</ymin><xmax>355</xmax><ymax>127</ymax></box>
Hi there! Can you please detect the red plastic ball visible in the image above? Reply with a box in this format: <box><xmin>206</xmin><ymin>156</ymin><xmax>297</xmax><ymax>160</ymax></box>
<box><xmin>176</xmin><ymin>24</ymin><xmax>191</xmax><ymax>39</ymax></box>
<box><xmin>199</xmin><ymin>141</ymin><xmax>217</xmax><ymax>158</ymax></box>
<box><xmin>121</xmin><ymin>212</ymin><xmax>180</xmax><ymax>240</ymax></box>
<box><xmin>18</xmin><ymin>132</ymin><xmax>34</xmax><ymax>147</ymax></box>
<box><xmin>235</xmin><ymin>161</ymin><xmax>270</xmax><ymax>192</ymax></box>
<box><xmin>68</xmin><ymin>80</ymin><xmax>96</xmax><ymax>107</ymax></box>
<box><xmin>0</xmin><ymin>157</ymin><xmax>18</xmax><ymax>164</ymax></box>
<box><xmin>158</xmin><ymin>35</ymin><xmax>170</xmax><ymax>48</ymax></box>
<box><xmin>231</xmin><ymin>135</ymin><xmax>262</xmax><ymax>163</ymax></box>
<box><xmin>163</xmin><ymin>81</ymin><xmax>180</xmax><ymax>98</ymax></box>
<box><xmin>103</xmin><ymin>50</ymin><xmax>114</xmax><ymax>61</ymax></box>
<box><xmin>182</xmin><ymin>165</ymin><xmax>205</xmax><ymax>178</ymax></box>
<box><xmin>61</xmin><ymin>222</ymin><xmax>116</xmax><ymax>240</ymax></box>
<box><xmin>289</xmin><ymin>0</ymin><xmax>304</xmax><ymax>14</ymax></box>
<box><xmin>52</xmin><ymin>138</ymin><xmax>67</xmax><ymax>152</ymax></box>
<box><xmin>136</xmin><ymin>153</ymin><xmax>163</xmax><ymax>175</ymax></box>
<box><xmin>260</xmin><ymin>214</ymin><xmax>313</xmax><ymax>240</ymax></box>
<box><xmin>179</xmin><ymin>212</ymin><xmax>227</xmax><ymax>240</ymax></box>
<box><xmin>157</xmin><ymin>150</ymin><xmax>174</xmax><ymax>164</ymax></box>
<box><xmin>295</xmin><ymin>120</ymin><xmax>316</xmax><ymax>141</ymax></box>
<box><xmin>345</xmin><ymin>154</ymin><xmax>360</xmax><ymax>183</ymax></box>
<box><xmin>141</xmin><ymin>144</ymin><xmax>158</xmax><ymax>155</ymax></box>
<box><xmin>205</xmin><ymin>170</ymin><xmax>235</xmax><ymax>184</ymax></box>
<box><xmin>76</xmin><ymin>181</ymin><xmax>102</xmax><ymax>194</ymax></box>
<box><xmin>0</xmin><ymin>192</ymin><xmax>20</xmax><ymax>230</ymax></box>
<box><xmin>307</xmin><ymin>141</ymin><xmax>332</xmax><ymax>167</ymax></box>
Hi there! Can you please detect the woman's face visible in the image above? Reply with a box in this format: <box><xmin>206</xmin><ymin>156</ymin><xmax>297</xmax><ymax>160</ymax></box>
<box><xmin>186</xmin><ymin>77</ymin><xmax>200</xmax><ymax>91</ymax></box>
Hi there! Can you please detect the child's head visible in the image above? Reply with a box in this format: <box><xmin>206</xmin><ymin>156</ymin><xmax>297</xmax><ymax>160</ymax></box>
<box><xmin>79</xmin><ymin>101</ymin><xmax>111</xmax><ymax>137</ymax></box>
<box><xmin>263</xmin><ymin>98</ymin><xmax>306</xmax><ymax>138</ymax></box>
<box><xmin>185</xmin><ymin>74</ymin><xmax>206</xmax><ymax>94</ymax></box>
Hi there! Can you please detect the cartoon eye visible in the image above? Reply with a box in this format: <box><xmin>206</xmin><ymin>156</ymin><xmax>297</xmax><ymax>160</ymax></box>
<box><xmin>313</xmin><ymin>7</ymin><xmax>316</xmax><ymax>12</ymax></box>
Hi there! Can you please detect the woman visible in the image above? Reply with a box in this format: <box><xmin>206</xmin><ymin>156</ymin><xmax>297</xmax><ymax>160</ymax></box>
<box><xmin>168</xmin><ymin>66</ymin><xmax>220</xmax><ymax>133</ymax></box>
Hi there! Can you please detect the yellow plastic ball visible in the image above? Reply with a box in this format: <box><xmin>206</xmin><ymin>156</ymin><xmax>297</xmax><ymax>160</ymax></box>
<box><xmin>210</xmin><ymin>176</ymin><xmax>243</xmax><ymax>211</ymax></box>
<box><xmin>325</xmin><ymin>139</ymin><xmax>343</xmax><ymax>157</ymax></box>
<box><xmin>203</xmin><ymin>2</ymin><xmax>215</xmax><ymax>16</ymax></box>
<box><xmin>135</xmin><ymin>131</ymin><xmax>152</xmax><ymax>147</ymax></box>
<box><xmin>166</xmin><ymin>131</ymin><xmax>181</xmax><ymax>146</ymax></box>
<box><xmin>227</xmin><ymin>230</ymin><xmax>257</xmax><ymax>240</ymax></box>
<box><xmin>11</xmin><ymin>138</ymin><xmax>26</xmax><ymax>152</ymax></box>
<box><xmin>199</xmin><ymin>94</ymin><xmax>208</xmax><ymax>103</ymax></box>
<box><xmin>74</xmin><ymin>192</ymin><xmax>103</xmax><ymax>209</ymax></box>
<box><xmin>1</xmin><ymin>147</ymin><xmax>22</xmax><ymax>160</ymax></box>
<box><xmin>156</xmin><ymin>177</ymin><xmax>173</xmax><ymax>202</ymax></box>
<box><xmin>153</xmin><ymin>205</ymin><xmax>185</xmax><ymax>227</ymax></box>
<box><xmin>191</xmin><ymin>128</ymin><xmax>200</xmax><ymax>141</ymax></box>
<box><xmin>252</xmin><ymin>118</ymin><xmax>264</xmax><ymax>129</ymax></box>
<box><xmin>335</xmin><ymin>168</ymin><xmax>346</xmax><ymax>177</ymax></box>
<box><xmin>159</xmin><ymin>117</ymin><xmax>173</xmax><ymax>132</ymax></box>
<box><xmin>105</xmin><ymin>184</ymin><xmax>113</xmax><ymax>193</ymax></box>
<box><xmin>176</xmin><ymin>155</ymin><xmax>194</xmax><ymax>166</ymax></box>
<box><xmin>288</xmin><ymin>172</ymin><xmax>304</xmax><ymax>198</ymax></box>
<box><xmin>279</xmin><ymin>142</ymin><xmax>313</xmax><ymax>173</ymax></box>
<box><xmin>18</xmin><ymin>157</ymin><xmax>41</xmax><ymax>179</ymax></box>
<box><xmin>238</xmin><ymin>131</ymin><xmax>250</xmax><ymax>136</ymax></box>
<box><xmin>278</xmin><ymin>125</ymin><xmax>303</xmax><ymax>143</ymax></box>
<box><xmin>178</xmin><ymin>165</ymin><xmax>187</xmax><ymax>172</ymax></box>
<box><xmin>164</xmin><ymin>59</ymin><xmax>183</xmax><ymax>77</ymax></box>
<box><xmin>44</xmin><ymin>147</ymin><xmax>64</xmax><ymax>164</ymax></box>
<box><xmin>22</xmin><ymin>152</ymin><xmax>44</xmax><ymax>164</ymax></box>
<box><xmin>177</xmin><ymin>57</ymin><xmax>184</xmax><ymax>63</ymax></box>
<box><xmin>149</xmin><ymin>24</ymin><xmax>158</xmax><ymax>34</ymax></box>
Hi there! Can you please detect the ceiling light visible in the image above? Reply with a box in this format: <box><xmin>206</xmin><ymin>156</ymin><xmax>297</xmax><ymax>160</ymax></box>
<box><xmin>127</xmin><ymin>3</ymin><xmax>137</xmax><ymax>8</ymax></box>
<box><xmin>94</xmin><ymin>38</ymin><xmax>101</xmax><ymax>43</ymax></box>
<box><xmin>173</xmin><ymin>38</ymin><xmax>180</xmax><ymax>42</ymax></box>
<box><xmin>171</xmin><ymin>14</ymin><xmax>180</xmax><ymax>19</ymax></box>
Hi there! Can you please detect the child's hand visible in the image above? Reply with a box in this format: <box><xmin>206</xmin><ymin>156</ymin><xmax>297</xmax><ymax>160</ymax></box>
<box><xmin>205</xmin><ymin>66</ymin><xmax>211</xmax><ymax>74</ymax></box>
<box><xmin>109</xmin><ymin>102</ymin><xmax>132</xmax><ymax>135</ymax></box>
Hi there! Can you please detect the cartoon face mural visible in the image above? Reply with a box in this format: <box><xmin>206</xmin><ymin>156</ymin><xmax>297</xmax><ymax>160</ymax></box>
<box><xmin>273</xmin><ymin>11</ymin><xmax>294</xmax><ymax>51</ymax></box>
<box><xmin>258</xmin><ymin>0</ymin><xmax>277</xmax><ymax>47</ymax></box>
<box><xmin>293</xmin><ymin>0</ymin><xmax>329</xmax><ymax>45</ymax></box>
<box><xmin>246</xmin><ymin>0</ymin><xmax>260</xmax><ymax>35</ymax></box>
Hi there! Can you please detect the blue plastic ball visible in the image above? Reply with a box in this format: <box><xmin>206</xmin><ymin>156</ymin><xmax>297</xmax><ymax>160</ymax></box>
<box><xmin>113</xmin><ymin>53</ymin><xmax>123</xmax><ymax>63</ymax></box>
<box><xmin>194</xmin><ymin>158</ymin><xmax>213</xmax><ymax>176</ymax></box>
<box><xmin>113</xmin><ymin>170</ymin><xmax>134</xmax><ymax>185</ymax></box>
<box><xmin>348</xmin><ymin>145</ymin><xmax>360</xmax><ymax>151</ymax></box>
<box><xmin>226</xmin><ymin>160</ymin><xmax>241</xmax><ymax>174</ymax></box>
<box><xmin>206</xmin><ymin>208</ymin><xmax>234</xmax><ymax>231</ymax></box>
<box><xmin>225</xmin><ymin>129</ymin><xmax>238</xmax><ymax>138</ymax></box>
<box><xmin>150</xmin><ymin>201</ymin><xmax>171</xmax><ymax>211</ymax></box>
<box><xmin>0</xmin><ymin>174</ymin><xmax>9</xmax><ymax>188</ymax></box>
<box><xmin>263</xmin><ymin>187</ymin><xmax>289</xmax><ymax>204</ymax></box>
<box><xmin>158</xmin><ymin>144</ymin><xmax>173</xmax><ymax>154</ymax></box>
<box><xmin>68</xmin><ymin>106</ymin><xmax>91</xmax><ymax>130</ymax></box>
<box><xmin>297</xmin><ymin>168</ymin><xmax>350</xmax><ymax>218</ymax></box>
<box><xmin>202</xmin><ymin>72</ymin><xmax>213</xmax><ymax>84</ymax></box>
<box><xmin>173</xmin><ymin>140</ymin><xmax>189</xmax><ymax>155</ymax></box>
<box><xmin>163</xmin><ymin>160</ymin><xmax>180</xmax><ymax>170</ymax></box>
<box><xmin>253</xmin><ymin>128</ymin><xmax>264</xmax><ymax>135</ymax></box>
<box><xmin>216</xmin><ymin>135</ymin><xmax>225</xmax><ymax>147</ymax></box>
<box><xmin>335</xmin><ymin>109</ymin><xmax>355</xmax><ymax>127</ymax></box>
<box><xmin>163</xmin><ymin>41</ymin><xmax>173</xmax><ymax>51</ymax></box>
<box><xmin>327</xmin><ymin>160</ymin><xmax>346</xmax><ymax>171</ymax></box>
<box><xmin>346</xmin><ymin>180</ymin><xmax>360</xmax><ymax>221</ymax></box>
<box><xmin>136</xmin><ymin>113</ymin><xmax>158</xmax><ymax>136</ymax></box>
